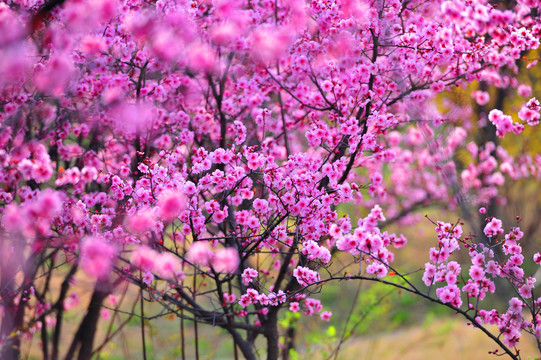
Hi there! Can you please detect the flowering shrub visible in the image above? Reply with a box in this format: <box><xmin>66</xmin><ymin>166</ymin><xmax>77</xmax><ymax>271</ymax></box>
<box><xmin>0</xmin><ymin>0</ymin><xmax>541</xmax><ymax>359</ymax></box>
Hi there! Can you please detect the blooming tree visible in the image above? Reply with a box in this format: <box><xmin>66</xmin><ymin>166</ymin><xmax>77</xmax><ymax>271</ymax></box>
<box><xmin>1</xmin><ymin>0</ymin><xmax>541</xmax><ymax>359</ymax></box>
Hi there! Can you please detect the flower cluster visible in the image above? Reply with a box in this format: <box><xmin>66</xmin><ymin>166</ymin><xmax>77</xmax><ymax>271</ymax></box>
<box><xmin>421</xmin><ymin>215</ymin><xmax>541</xmax><ymax>348</ymax></box>
<box><xmin>0</xmin><ymin>0</ymin><xmax>540</xmax><ymax>357</ymax></box>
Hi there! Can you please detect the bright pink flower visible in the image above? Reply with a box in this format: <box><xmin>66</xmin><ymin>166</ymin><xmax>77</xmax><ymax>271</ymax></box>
<box><xmin>508</xmin><ymin>297</ymin><xmax>524</xmax><ymax>314</ymax></box>
<box><xmin>293</xmin><ymin>266</ymin><xmax>320</xmax><ymax>287</ymax></box>
<box><xmin>80</xmin><ymin>236</ymin><xmax>116</xmax><ymax>280</ymax></box>
<box><xmin>250</xmin><ymin>27</ymin><xmax>292</xmax><ymax>63</ymax></box>
<box><xmin>223</xmin><ymin>293</ymin><xmax>236</xmax><ymax>304</ymax></box>
<box><xmin>484</xmin><ymin>218</ymin><xmax>503</xmax><ymax>237</ymax></box>
<box><xmin>131</xmin><ymin>246</ymin><xmax>157</xmax><ymax>272</ymax></box>
<box><xmin>518</xmin><ymin>84</ymin><xmax>532</xmax><ymax>98</ymax></box>
<box><xmin>241</xmin><ymin>268</ymin><xmax>258</xmax><ymax>286</ymax></box>
<box><xmin>289</xmin><ymin>302</ymin><xmax>300</xmax><ymax>312</ymax></box>
<box><xmin>213</xmin><ymin>209</ymin><xmax>227</xmax><ymax>223</ymax></box>
<box><xmin>187</xmin><ymin>43</ymin><xmax>216</xmax><ymax>73</ymax></box>
<box><xmin>34</xmin><ymin>53</ymin><xmax>75</xmax><ymax>95</ymax></box>
<box><xmin>436</xmin><ymin>285</ymin><xmax>461</xmax><ymax>306</ymax></box>
<box><xmin>34</xmin><ymin>189</ymin><xmax>62</xmax><ymax>219</ymax></box>
<box><xmin>101</xmin><ymin>309</ymin><xmax>111</xmax><ymax>320</ymax></box>
<box><xmin>108</xmin><ymin>295</ymin><xmax>119</xmax><ymax>307</ymax></box>
<box><xmin>320</xmin><ymin>311</ymin><xmax>332</xmax><ymax>322</ymax></box>
<box><xmin>469</xmin><ymin>265</ymin><xmax>485</xmax><ymax>281</ymax></box>
<box><xmin>187</xmin><ymin>241</ymin><xmax>212</xmax><ymax>267</ymax></box>
<box><xmin>63</xmin><ymin>292</ymin><xmax>80</xmax><ymax>311</ymax></box>
<box><xmin>212</xmin><ymin>248</ymin><xmax>239</xmax><ymax>274</ymax></box>
<box><xmin>157</xmin><ymin>190</ymin><xmax>185</xmax><ymax>221</ymax></box>
<box><xmin>304</xmin><ymin>298</ymin><xmax>323</xmax><ymax>316</ymax></box>
<box><xmin>472</xmin><ymin>90</ymin><xmax>490</xmax><ymax>106</ymax></box>
<box><xmin>155</xmin><ymin>252</ymin><xmax>182</xmax><ymax>280</ymax></box>
<box><xmin>125</xmin><ymin>209</ymin><xmax>156</xmax><ymax>234</ymax></box>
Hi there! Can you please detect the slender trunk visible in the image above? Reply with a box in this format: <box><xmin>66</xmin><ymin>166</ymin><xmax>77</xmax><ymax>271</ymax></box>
<box><xmin>76</xmin><ymin>289</ymin><xmax>108</xmax><ymax>360</ymax></box>
<box><xmin>227</xmin><ymin>328</ymin><xmax>257</xmax><ymax>360</ymax></box>
<box><xmin>41</xmin><ymin>317</ymin><xmax>50</xmax><ymax>360</ymax></box>
<box><xmin>52</xmin><ymin>264</ymin><xmax>78</xmax><ymax>360</ymax></box>
<box><xmin>0</xmin><ymin>236</ymin><xmax>34</xmax><ymax>360</ymax></box>
<box><xmin>265</xmin><ymin>310</ymin><xmax>279</xmax><ymax>360</ymax></box>
<box><xmin>64</xmin><ymin>288</ymin><xmax>108</xmax><ymax>360</ymax></box>
<box><xmin>281</xmin><ymin>324</ymin><xmax>296</xmax><ymax>360</ymax></box>
<box><xmin>140</xmin><ymin>291</ymin><xmax>147</xmax><ymax>360</ymax></box>
<box><xmin>0</xmin><ymin>296</ymin><xmax>20</xmax><ymax>360</ymax></box>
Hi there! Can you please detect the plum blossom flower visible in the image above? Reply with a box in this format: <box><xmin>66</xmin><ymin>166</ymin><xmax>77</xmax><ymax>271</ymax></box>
<box><xmin>80</xmin><ymin>236</ymin><xmax>116</xmax><ymax>280</ymax></box>
<box><xmin>157</xmin><ymin>190</ymin><xmax>185</xmax><ymax>221</ymax></box>
<box><xmin>125</xmin><ymin>209</ymin><xmax>156</xmax><ymax>234</ymax></box>
<box><xmin>508</xmin><ymin>297</ymin><xmax>524</xmax><ymax>314</ymax></box>
<box><xmin>142</xmin><ymin>272</ymin><xmax>154</xmax><ymax>285</ymax></box>
<box><xmin>518</xmin><ymin>84</ymin><xmax>532</xmax><ymax>98</ymax></box>
<box><xmin>186</xmin><ymin>241</ymin><xmax>213</xmax><ymax>267</ymax></box>
<box><xmin>533</xmin><ymin>252</ymin><xmax>541</xmax><ymax>265</ymax></box>
<box><xmin>212</xmin><ymin>248</ymin><xmax>239</xmax><ymax>274</ymax></box>
<box><xmin>293</xmin><ymin>266</ymin><xmax>320</xmax><ymax>287</ymax></box>
<box><xmin>131</xmin><ymin>246</ymin><xmax>157</xmax><ymax>272</ymax></box>
<box><xmin>289</xmin><ymin>302</ymin><xmax>300</xmax><ymax>312</ymax></box>
<box><xmin>155</xmin><ymin>252</ymin><xmax>182</xmax><ymax>280</ymax></box>
<box><xmin>320</xmin><ymin>311</ymin><xmax>332</xmax><ymax>321</ymax></box>
<box><xmin>241</xmin><ymin>268</ymin><xmax>258</xmax><ymax>285</ymax></box>
<box><xmin>484</xmin><ymin>218</ymin><xmax>503</xmax><ymax>237</ymax></box>
<box><xmin>469</xmin><ymin>265</ymin><xmax>485</xmax><ymax>281</ymax></box>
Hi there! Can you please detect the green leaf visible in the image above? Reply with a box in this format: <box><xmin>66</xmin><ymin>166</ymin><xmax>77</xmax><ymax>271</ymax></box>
<box><xmin>326</xmin><ymin>325</ymin><xmax>336</xmax><ymax>337</ymax></box>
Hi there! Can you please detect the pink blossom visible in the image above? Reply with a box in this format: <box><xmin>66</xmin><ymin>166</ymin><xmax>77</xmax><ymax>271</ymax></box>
<box><xmin>484</xmin><ymin>218</ymin><xmax>503</xmax><ymax>237</ymax></box>
<box><xmin>436</xmin><ymin>285</ymin><xmax>462</xmax><ymax>306</ymax></box>
<box><xmin>241</xmin><ymin>268</ymin><xmax>258</xmax><ymax>286</ymax></box>
<box><xmin>250</xmin><ymin>27</ymin><xmax>292</xmax><ymax>63</ymax></box>
<box><xmin>101</xmin><ymin>309</ymin><xmax>111</xmax><ymax>321</ymax></box>
<box><xmin>212</xmin><ymin>248</ymin><xmax>239</xmax><ymax>274</ymax></box>
<box><xmin>472</xmin><ymin>90</ymin><xmax>490</xmax><ymax>106</ymax></box>
<box><xmin>34</xmin><ymin>53</ymin><xmax>75</xmax><ymax>95</ymax></box>
<box><xmin>320</xmin><ymin>311</ymin><xmax>332</xmax><ymax>321</ymax></box>
<box><xmin>289</xmin><ymin>302</ymin><xmax>300</xmax><ymax>312</ymax></box>
<box><xmin>131</xmin><ymin>246</ymin><xmax>157</xmax><ymax>273</ymax></box>
<box><xmin>80</xmin><ymin>236</ymin><xmax>116</xmax><ymax>280</ymax></box>
<box><xmin>422</xmin><ymin>263</ymin><xmax>436</xmax><ymax>286</ymax></box>
<box><xmin>518</xmin><ymin>84</ymin><xmax>532</xmax><ymax>98</ymax></box>
<box><xmin>223</xmin><ymin>293</ymin><xmax>236</xmax><ymax>304</ymax></box>
<box><xmin>508</xmin><ymin>297</ymin><xmax>524</xmax><ymax>314</ymax></box>
<box><xmin>518</xmin><ymin>98</ymin><xmax>540</xmax><ymax>126</ymax></box>
<box><xmin>155</xmin><ymin>252</ymin><xmax>182</xmax><ymax>280</ymax></box>
<box><xmin>187</xmin><ymin>43</ymin><xmax>216</xmax><ymax>73</ymax></box>
<box><xmin>108</xmin><ymin>295</ymin><xmax>119</xmax><ymax>307</ymax></box>
<box><xmin>125</xmin><ymin>209</ymin><xmax>156</xmax><ymax>234</ymax></box>
<box><xmin>304</xmin><ymin>298</ymin><xmax>323</xmax><ymax>316</ymax></box>
<box><xmin>157</xmin><ymin>190</ymin><xmax>185</xmax><ymax>221</ymax></box>
<box><xmin>293</xmin><ymin>266</ymin><xmax>320</xmax><ymax>287</ymax></box>
<box><xmin>213</xmin><ymin>210</ymin><xmax>227</xmax><ymax>223</ymax></box>
<box><xmin>469</xmin><ymin>265</ymin><xmax>485</xmax><ymax>281</ymax></box>
<box><xmin>2</xmin><ymin>0</ymin><xmax>541</xmax><ymax>354</ymax></box>
<box><xmin>239</xmin><ymin>289</ymin><xmax>259</xmax><ymax>308</ymax></box>
<box><xmin>186</xmin><ymin>241</ymin><xmax>212</xmax><ymax>267</ymax></box>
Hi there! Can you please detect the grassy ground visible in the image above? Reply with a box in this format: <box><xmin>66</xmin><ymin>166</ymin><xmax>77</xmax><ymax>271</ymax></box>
<box><xmin>336</xmin><ymin>318</ymin><xmax>540</xmax><ymax>360</ymax></box>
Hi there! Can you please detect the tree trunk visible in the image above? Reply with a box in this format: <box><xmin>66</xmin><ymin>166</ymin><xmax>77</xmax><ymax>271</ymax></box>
<box><xmin>64</xmin><ymin>288</ymin><xmax>108</xmax><ymax>360</ymax></box>
<box><xmin>265</xmin><ymin>310</ymin><xmax>280</xmax><ymax>360</ymax></box>
<box><xmin>228</xmin><ymin>328</ymin><xmax>257</xmax><ymax>360</ymax></box>
<box><xmin>0</xmin><ymin>298</ymin><xmax>20</xmax><ymax>360</ymax></box>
